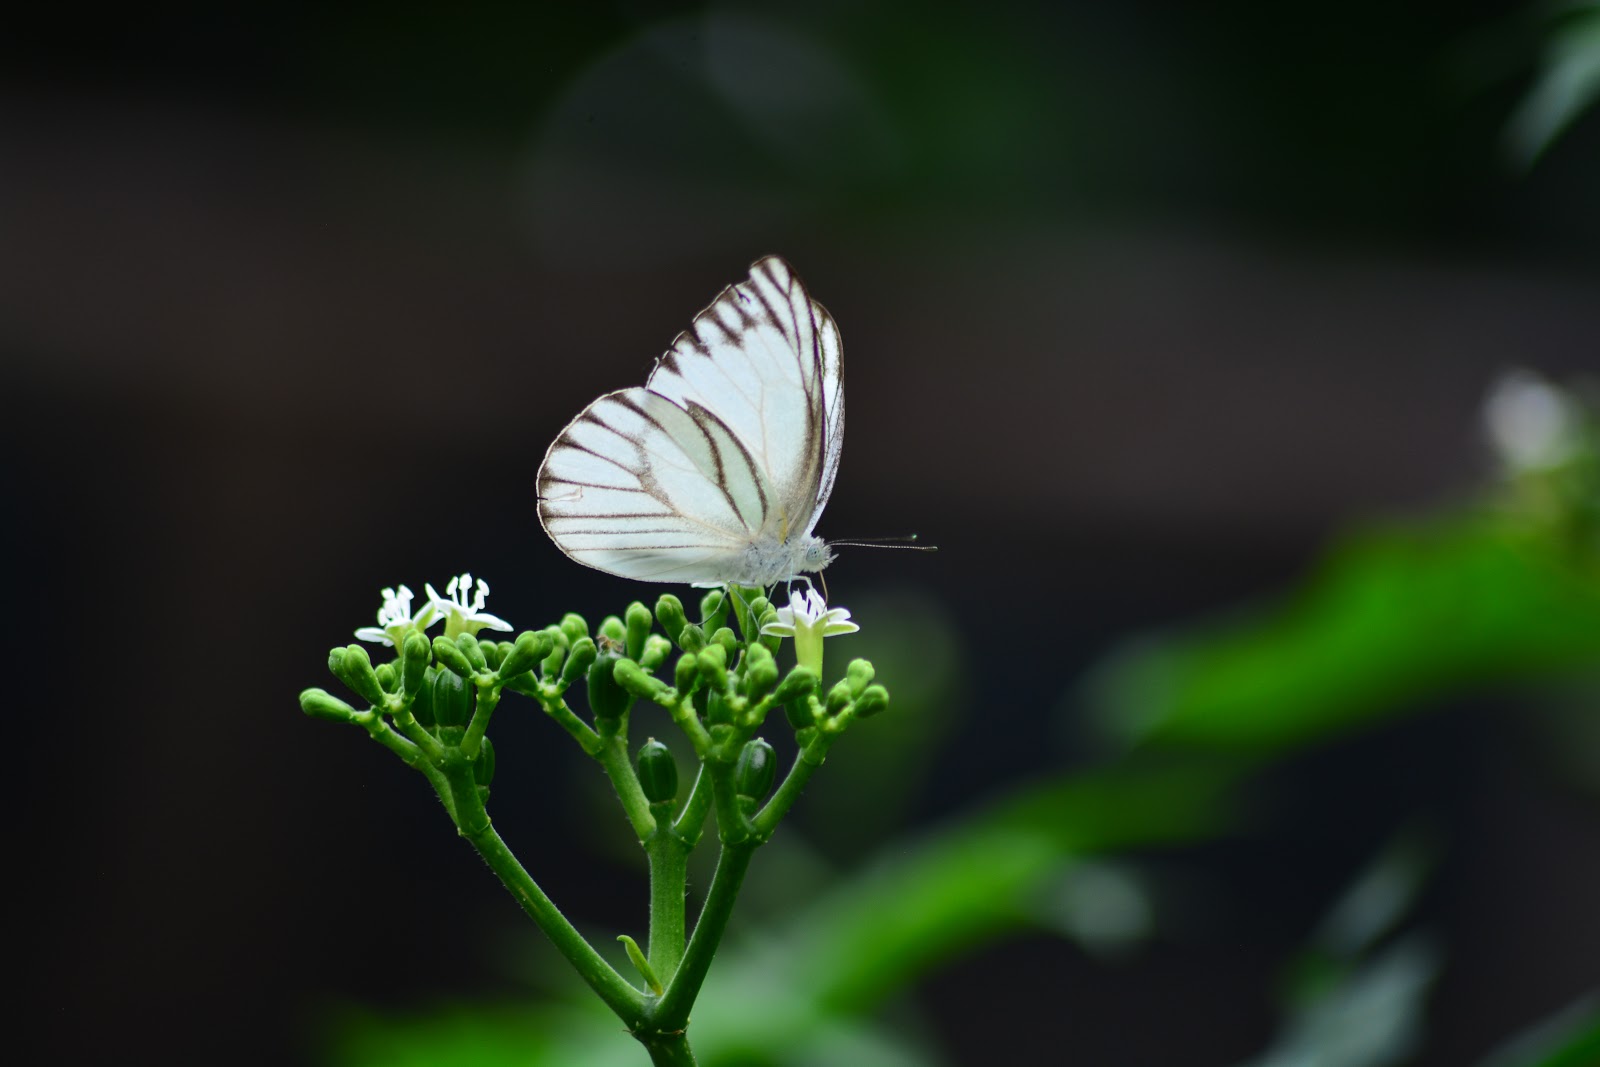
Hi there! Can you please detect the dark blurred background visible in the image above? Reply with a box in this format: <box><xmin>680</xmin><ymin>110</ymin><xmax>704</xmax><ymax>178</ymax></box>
<box><xmin>5</xmin><ymin>3</ymin><xmax>1598</xmax><ymax>1065</ymax></box>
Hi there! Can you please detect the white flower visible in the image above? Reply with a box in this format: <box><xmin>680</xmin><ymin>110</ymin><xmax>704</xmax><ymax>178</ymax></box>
<box><xmin>427</xmin><ymin>573</ymin><xmax>513</xmax><ymax>639</ymax></box>
<box><xmin>1484</xmin><ymin>368</ymin><xmax>1581</xmax><ymax>473</ymax></box>
<box><xmin>761</xmin><ymin>588</ymin><xmax>859</xmax><ymax>675</ymax></box>
<box><xmin>354</xmin><ymin>584</ymin><xmax>439</xmax><ymax>647</ymax></box>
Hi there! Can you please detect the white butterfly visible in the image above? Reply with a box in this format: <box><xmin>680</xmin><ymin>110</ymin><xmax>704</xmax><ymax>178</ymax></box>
<box><xmin>538</xmin><ymin>256</ymin><xmax>844</xmax><ymax>587</ymax></box>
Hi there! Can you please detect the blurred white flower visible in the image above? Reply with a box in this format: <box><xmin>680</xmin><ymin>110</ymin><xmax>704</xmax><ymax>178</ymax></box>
<box><xmin>1484</xmin><ymin>368</ymin><xmax>1581</xmax><ymax>473</ymax></box>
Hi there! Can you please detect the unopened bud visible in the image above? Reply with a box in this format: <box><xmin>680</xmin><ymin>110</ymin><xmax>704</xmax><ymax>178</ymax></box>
<box><xmin>614</xmin><ymin>658</ymin><xmax>670</xmax><ymax>702</ymax></box>
<box><xmin>625</xmin><ymin>601</ymin><xmax>653</xmax><ymax>660</ymax></box>
<box><xmin>334</xmin><ymin>644</ymin><xmax>386</xmax><ymax>706</ymax></box>
<box><xmin>559</xmin><ymin>612</ymin><xmax>589</xmax><ymax>646</ymax></box>
<box><xmin>846</xmin><ymin>659</ymin><xmax>875</xmax><ymax>699</ymax></box>
<box><xmin>677</xmin><ymin>623</ymin><xmax>707</xmax><ymax>654</ymax></box>
<box><xmin>300</xmin><ymin>687</ymin><xmax>358</xmax><ymax>722</ymax></box>
<box><xmin>636</xmin><ymin>738</ymin><xmax>679</xmax><ymax>805</ymax></box>
<box><xmin>401</xmin><ymin>632</ymin><xmax>431</xmax><ymax>696</ymax></box>
<box><xmin>498</xmin><ymin>629</ymin><xmax>553</xmax><ymax>681</ymax></box>
<box><xmin>431</xmin><ymin>667</ymin><xmax>473</xmax><ymax>728</ymax></box>
<box><xmin>373</xmin><ymin>662</ymin><xmax>397</xmax><ymax>693</ymax></box>
<box><xmin>853</xmin><ymin>684</ymin><xmax>890</xmax><ymax>718</ymax></box>
<box><xmin>734</xmin><ymin>738</ymin><xmax>776</xmax><ymax>801</ymax></box>
<box><xmin>432</xmin><ymin>635</ymin><xmax>476</xmax><ymax>679</ymax></box>
<box><xmin>655</xmin><ymin>594</ymin><xmax>689</xmax><ymax>645</ymax></box>
<box><xmin>456</xmin><ymin>631</ymin><xmax>487</xmax><ymax>671</ymax></box>
<box><xmin>588</xmin><ymin>651</ymin><xmax>633</xmax><ymax>723</ymax></box>
<box><xmin>639</xmin><ymin>634</ymin><xmax>672</xmax><ymax>673</ymax></box>
<box><xmin>561</xmin><ymin>636</ymin><xmax>598</xmax><ymax>690</ymax></box>
<box><xmin>697</xmin><ymin>644</ymin><xmax>728</xmax><ymax>692</ymax></box>
<box><xmin>742</xmin><ymin>645</ymin><xmax>780</xmax><ymax>701</ymax></box>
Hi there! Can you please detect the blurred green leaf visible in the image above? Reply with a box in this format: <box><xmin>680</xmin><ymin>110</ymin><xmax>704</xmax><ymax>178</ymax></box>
<box><xmin>1476</xmin><ymin>994</ymin><xmax>1600</xmax><ymax>1067</ymax></box>
<box><xmin>1089</xmin><ymin>518</ymin><xmax>1600</xmax><ymax>755</ymax></box>
<box><xmin>1507</xmin><ymin>2</ymin><xmax>1600</xmax><ymax>166</ymax></box>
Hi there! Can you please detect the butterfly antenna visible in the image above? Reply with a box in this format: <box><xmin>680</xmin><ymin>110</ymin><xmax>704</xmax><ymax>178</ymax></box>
<box><xmin>827</xmin><ymin>533</ymin><xmax>938</xmax><ymax>552</ymax></box>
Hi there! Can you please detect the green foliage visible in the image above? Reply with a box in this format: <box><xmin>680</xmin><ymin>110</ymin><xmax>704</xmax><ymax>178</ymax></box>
<box><xmin>1088</xmin><ymin>517</ymin><xmax>1600</xmax><ymax>756</ymax></box>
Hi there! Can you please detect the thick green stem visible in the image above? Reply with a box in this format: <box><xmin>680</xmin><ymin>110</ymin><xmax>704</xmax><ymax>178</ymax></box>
<box><xmin>460</xmin><ymin>682</ymin><xmax>499</xmax><ymax>759</ymax></box>
<box><xmin>597</xmin><ymin>734</ymin><xmax>657</xmax><ymax>842</ymax></box>
<box><xmin>652</xmin><ymin>841</ymin><xmax>755</xmax><ymax>1029</ymax></box>
<box><xmin>753</xmin><ymin>743</ymin><xmax>827</xmax><ymax>838</ymax></box>
<box><xmin>462</xmin><ymin>822</ymin><xmax>646</xmax><ymax>1025</ymax></box>
<box><xmin>672</xmin><ymin>764</ymin><xmax>713</xmax><ymax>845</ymax></box>
<box><xmin>636</xmin><ymin>1029</ymin><xmax>698</xmax><ymax>1067</ymax></box>
<box><xmin>647</xmin><ymin>830</ymin><xmax>689</xmax><ymax>981</ymax></box>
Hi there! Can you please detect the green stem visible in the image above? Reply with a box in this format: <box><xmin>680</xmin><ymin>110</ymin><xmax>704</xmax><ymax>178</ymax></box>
<box><xmin>672</xmin><ymin>764</ymin><xmax>713</xmax><ymax>846</ymax></box>
<box><xmin>636</xmin><ymin>1029</ymin><xmax>698</xmax><ymax>1067</ymax></box>
<box><xmin>646</xmin><ymin>829</ymin><xmax>689</xmax><ymax>981</ymax></box>
<box><xmin>460</xmin><ymin>682</ymin><xmax>499</xmax><ymax>759</ymax></box>
<box><xmin>708</xmin><ymin>757</ymin><xmax>752</xmax><ymax>845</ymax></box>
<box><xmin>752</xmin><ymin>742</ymin><xmax>827</xmax><ymax>838</ymax></box>
<box><xmin>462</xmin><ymin>822</ymin><xmax>647</xmax><ymax>1025</ymax></box>
<box><xmin>652</xmin><ymin>840</ymin><xmax>756</xmax><ymax>1029</ymax></box>
<box><xmin>597</xmin><ymin>734</ymin><xmax>657</xmax><ymax>842</ymax></box>
<box><xmin>535</xmin><ymin>690</ymin><xmax>604</xmax><ymax>755</ymax></box>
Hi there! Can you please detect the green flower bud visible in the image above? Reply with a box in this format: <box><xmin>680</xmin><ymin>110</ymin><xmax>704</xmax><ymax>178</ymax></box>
<box><xmin>635</xmin><ymin>738</ymin><xmax>679</xmax><ymax>805</ymax></box>
<box><xmin>373</xmin><ymin>662</ymin><xmax>398</xmax><ymax>693</ymax></box>
<box><xmin>433</xmin><ymin>635</ymin><xmax>476</xmax><ymax>679</ymax></box>
<box><xmin>300</xmin><ymin>687</ymin><xmax>358</xmax><ymax>722</ymax></box>
<box><xmin>655</xmin><ymin>594</ymin><xmax>689</xmax><ymax>645</ymax></box>
<box><xmin>599</xmin><ymin>614</ymin><xmax>627</xmax><ymax>647</ymax></box>
<box><xmin>846</xmin><ymin>658</ymin><xmax>875</xmax><ymax>698</ymax></box>
<box><xmin>327</xmin><ymin>646</ymin><xmax>346</xmax><ymax>676</ymax></box>
<box><xmin>473</xmin><ymin>736</ymin><xmax>497</xmax><ymax>786</ymax></box>
<box><xmin>731</xmin><ymin>592</ymin><xmax>771</xmax><ymax>643</ymax></box>
<box><xmin>700</xmin><ymin>588</ymin><xmax>727</xmax><ymax>630</ymax></box>
<box><xmin>674</xmin><ymin>652</ymin><xmax>699</xmax><ymax>694</ymax></box>
<box><xmin>771</xmin><ymin>666</ymin><xmax>819</xmax><ymax>706</ymax></box>
<box><xmin>562</xmin><ymin>636</ymin><xmax>598</xmax><ymax>690</ymax></box>
<box><xmin>431</xmin><ymin>667</ymin><xmax>473</xmax><ymax>728</ymax></box>
<box><xmin>592</xmin><ymin>652</ymin><xmax>633</xmax><ymax>726</ymax></box>
<box><xmin>456</xmin><ymin>632</ymin><xmax>488</xmax><ymax>671</ymax></box>
<box><xmin>639</xmin><ymin>634</ymin><xmax>672</xmax><ymax>673</ymax></box>
<box><xmin>678</xmin><ymin>623</ymin><xmax>707</xmax><ymax>654</ymax></box>
<box><xmin>540</xmin><ymin>626</ymin><xmax>569</xmax><ymax>679</ymax></box>
<box><xmin>742</xmin><ymin>644</ymin><xmax>780</xmax><ymax>701</ymax></box>
<box><xmin>853</xmin><ymin>684</ymin><xmax>890</xmax><ymax>718</ymax></box>
<box><xmin>498</xmin><ymin>630</ymin><xmax>553</xmax><ymax>681</ymax></box>
<box><xmin>825</xmin><ymin>678</ymin><xmax>852</xmax><ymax>717</ymax></box>
<box><xmin>334</xmin><ymin>644</ymin><xmax>387</xmax><ymax>706</ymax></box>
<box><xmin>784</xmin><ymin>694</ymin><xmax>815</xmax><ymax>731</ymax></box>
<box><xmin>411</xmin><ymin>666</ymin><xmax>437</xmax><ymax>727</ymax></box>
<box><xmin>614</xmin><ymin>658</ymin><xmax>670</xmax><ymax>702</ymax></box>
<box><xmin>480</xmin><ymin>640</ymin><xmax>507</xmax><ymax>671</ymax></box>
<box><xmin>697</xmin><ymin>644</ymin><xmax>728</xmax><ymax>692</ymax></box>
<box><xmin>734</xmin><ymin>737</ymin><xmax>776</xmax><ymax>801</ymax></box>
<box><xmin>559</xmin><ymin>612</ymin><xmax>589</xmax><ymax>646</ymax></box>
<box><xmin>625</xmin><ymin>601</ymin><xmax>653</xmax><ymax>660</ymax></box>
<box><xmin>588</xmin><ymin>652</ymin><xmax>634</xmax><ymax>723</ymax></box>
<box><xmin>401</xmin><ymin>632</ymin><xmax>431</xmax><ymax>697</ymax></box>
<box><xmin>711</xmin><ymin>627</ymin><xmax>738</xmax><ymax>658</ymax></box>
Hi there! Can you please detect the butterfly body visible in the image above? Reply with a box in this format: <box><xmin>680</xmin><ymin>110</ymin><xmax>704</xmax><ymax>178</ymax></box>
<box><xmin>539</xmin><ymin>256</ymin><xmax>843</xmax><ymax>587</ymax></box>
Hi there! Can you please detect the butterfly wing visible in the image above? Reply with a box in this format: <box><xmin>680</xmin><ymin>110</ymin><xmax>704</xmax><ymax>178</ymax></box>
<box><xmin>647</xmin><ymin>256</ymin><xmax>843</xmax><ymax>541</ymax></box>
<box><xmin>538</xmin><ymin>256</ymin><xmax>843</xmax><ymax>584</ymax></box>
